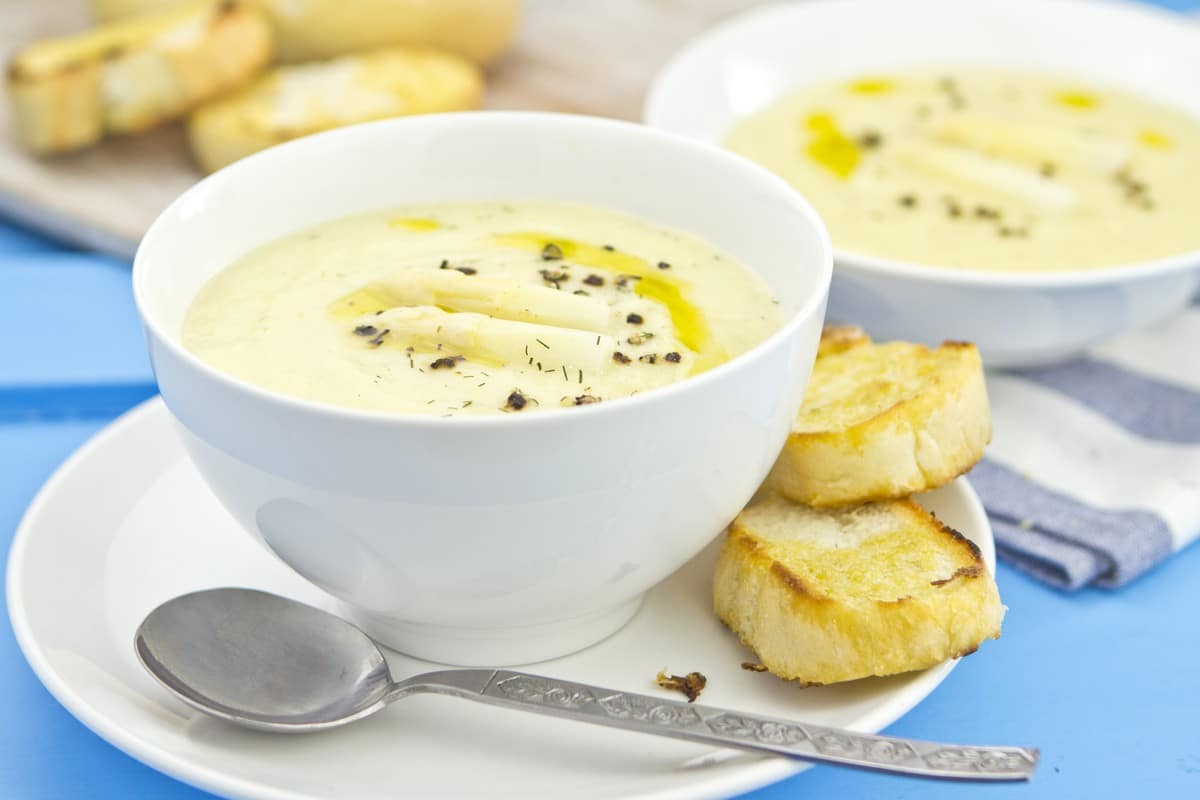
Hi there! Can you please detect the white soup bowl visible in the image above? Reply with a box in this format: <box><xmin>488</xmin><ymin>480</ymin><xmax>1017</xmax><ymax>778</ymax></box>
<box><xmin>133</xmin><ymin>112</ymin><xmax>832</xmax><ymax>666</ymax></box>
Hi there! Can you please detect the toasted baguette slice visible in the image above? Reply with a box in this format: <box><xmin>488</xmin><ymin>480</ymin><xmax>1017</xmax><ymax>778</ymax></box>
<box><xmin>764</xmin><ymin>327</ymin><xmax>990</xmax><ymax>507</ymax></box>
<box><xmin>92</xmin><ymin>0</ymin><xmax>521</xmax><ymax>65</ymax></box>
<box><xmin>714</xmin><ymin>494</ymin><xmax>1003</xmax><ymax>685</ymax></box>
<box><xmin>7</xmin><ymin>0</ymin><xmax>272</xmax><ymax>154</ymax></box>
<box><xmin>187</xmin><ymin>46</ymin><xmax>483</xmax><ymax>172</ymax></box>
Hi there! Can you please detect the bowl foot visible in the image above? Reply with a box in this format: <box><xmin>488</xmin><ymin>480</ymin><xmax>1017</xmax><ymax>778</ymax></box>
<box><xmin>341</xmin><ymin>595</ymin><xmax>645</xmax><ymax>667</ymax></box>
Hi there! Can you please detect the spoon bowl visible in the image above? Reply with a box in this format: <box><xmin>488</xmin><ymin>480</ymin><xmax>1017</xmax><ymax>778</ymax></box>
<box><xmin>136</xmin><ymin>588</ymin><xmax>1038</xmax><ymax>780</ymax></box>
<box><xmin>136</xmin><ymin>589</ymin><xmax>393</xmax><ymax>731</ymax></box>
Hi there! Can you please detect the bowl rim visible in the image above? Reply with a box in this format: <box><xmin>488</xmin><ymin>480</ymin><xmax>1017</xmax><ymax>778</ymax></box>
<box><xmin>133</xmin><ymin>111</ymin><xmax>833</xmax><ymax>429</ymax></box>
<box><xmin>643</xmin><ymin>0</ymin><xmax>1200</xmax><ymax>289</ymax></box>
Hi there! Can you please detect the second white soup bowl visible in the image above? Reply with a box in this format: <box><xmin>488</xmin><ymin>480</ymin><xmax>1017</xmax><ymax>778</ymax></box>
<box><xmin>133</xmin><ymin>112</ymin><xmax>832</xmax><ymax>666</ymax></box>
<box><xmin>645</xmin><ymin>0</ymin><xmax>1200</xmax><ymax>366</ymax></box>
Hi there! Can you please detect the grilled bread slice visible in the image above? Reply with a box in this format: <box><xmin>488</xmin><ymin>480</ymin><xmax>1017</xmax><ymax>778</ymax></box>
<box><xmin>714</xmin><ymin>493</ymin><xmax>1003</xmax><ymax>685</ymax></box>
<box><xmin>8</xmin><ymin>0</ymin><xmax>272</xmax><ymax>154</ymax></box>
<box><xmin>91</xmin><ymin>0</ymin><xmax>521</xmax><ymax>65</ymax></box>
<box><xmin>764</xmin><ymin>327</ymin><xmax>990</xmax><ymax>507</ymax></box>
<box><xmin>187</xmin><ymin>46</ymin><xmax>483</xmax><ymax>172</ymax></box>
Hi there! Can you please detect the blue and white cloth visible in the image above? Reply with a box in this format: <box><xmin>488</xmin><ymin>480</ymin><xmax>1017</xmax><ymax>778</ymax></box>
<box><xmin>972</xmin><ymin>294</ymin><xmax>1200</xmax><ymax>590</ymax></box>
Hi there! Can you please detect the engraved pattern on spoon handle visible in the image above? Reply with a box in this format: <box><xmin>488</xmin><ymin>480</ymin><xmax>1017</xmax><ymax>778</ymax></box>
<box><xmin>433</xmin><ymin>670</ymin><xmax>1038</xmax><ymax>781</ymax></box>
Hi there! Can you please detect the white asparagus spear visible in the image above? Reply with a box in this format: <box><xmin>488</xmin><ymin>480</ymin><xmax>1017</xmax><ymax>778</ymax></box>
<box><xmin>370</xmin><ymin>270</ymin><xmax>610</xmax><ymax>333</ymax></box>
<box><xmin>366</xmin><ymin>306</ymin><xmax>616</xmax><ymax>372</ymax></box>
<box><xmin>928</xmin><ymin>114</ymin><xmax>1131</xmax><ymax>175</ymax></box>
<box><xmin>893</xmin><ymin>139</ymin><xmax>1076</xmax><ymax>213</ymax></box>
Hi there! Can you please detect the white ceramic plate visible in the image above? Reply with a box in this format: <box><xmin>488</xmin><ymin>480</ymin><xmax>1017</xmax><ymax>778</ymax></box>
<box><xmin>7</xmin><ymin>398</ymin><xmax>995</xmax><ymax>800</ymax></box>
<box><xmin>645</xmin><ymin>0</ymin><xmax>1200</xmax><ymax>366</ymax></box>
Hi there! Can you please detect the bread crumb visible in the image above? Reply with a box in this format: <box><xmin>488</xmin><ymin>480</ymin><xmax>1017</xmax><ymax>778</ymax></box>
<box><xmin>655</xmin><ymin>669</ymin><xmax>706</xmax><ymax>702</ymax></box>
<box><xmin>740</xmin><ymin>662</ymin><xmax>769</xmax><ymax>672</ymax></box>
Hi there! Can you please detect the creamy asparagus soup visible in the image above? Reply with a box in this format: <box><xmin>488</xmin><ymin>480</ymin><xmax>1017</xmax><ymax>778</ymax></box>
<box><xmin>182</xmin><ymin>201</ymin><xmax>783</xmax><ymax>416</ymax></box>
<box><xmin>724</xmin><ymin>69</ymin><xmax>1200</xmax><ymax>271</ymax></box>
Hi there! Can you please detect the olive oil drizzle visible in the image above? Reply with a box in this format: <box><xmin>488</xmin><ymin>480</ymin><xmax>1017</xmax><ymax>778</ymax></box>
<box><xmin>491</xmin><ymin>232</ymin><xmax>727</xmax><ymax>372</ymax></box>
<box><xmin>388</xmin><ymin>217</ymin><xmax>442</xmax><ymax>231</ymax></box>
<box><xmin>803</xmin><ymin>113</ymin><xmax>861</xmax><ymax>179</ymax></box>
<box><xmin>328</xmin><ymin>286</ymin><xmax>398</xmax><ymax>318</ymax></box>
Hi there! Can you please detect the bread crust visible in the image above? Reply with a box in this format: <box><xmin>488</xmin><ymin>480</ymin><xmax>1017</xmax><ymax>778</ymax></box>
<box><xmin>765</xmin><ymin>333</ymin><xmax>991</xmax><ymax>507</ymax></box>
<box><xmin>713</xmin><ymin>496</ymin><xmax>1004</xmax><ymax>685</ymax></box>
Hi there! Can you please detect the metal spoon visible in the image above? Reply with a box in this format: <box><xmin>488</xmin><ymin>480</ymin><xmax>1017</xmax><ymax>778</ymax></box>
<box><xmin>135</xmin><ymin>588</ymin><xmax>1037</xmax><ymax>781</ymax></box>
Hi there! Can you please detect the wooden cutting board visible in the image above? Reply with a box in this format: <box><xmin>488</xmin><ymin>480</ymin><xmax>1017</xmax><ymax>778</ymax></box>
<box><xmin>0</xmin><ymin>0</ymin><xmax>757</xmax><ymax>259</ymax></box>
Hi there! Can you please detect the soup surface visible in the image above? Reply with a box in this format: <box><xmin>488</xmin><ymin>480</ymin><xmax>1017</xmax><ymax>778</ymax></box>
<box><xmin>724</xmin><ymin>69</ymin><xmax>1200</xmax><ymax>271</ymax></box>
<box><xmin>182</xmin><ymin>201</ymin><xmax>782</xmax><ymax>416</ymax></box>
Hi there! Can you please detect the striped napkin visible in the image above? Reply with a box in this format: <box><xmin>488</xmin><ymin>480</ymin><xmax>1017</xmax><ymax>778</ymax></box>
<box><xmin>971</xmin><ymin>292</ymin><xmax>1200</xmax><ymax>590</ymax></box>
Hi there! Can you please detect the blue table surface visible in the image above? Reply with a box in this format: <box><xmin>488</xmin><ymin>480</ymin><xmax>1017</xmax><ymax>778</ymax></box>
<box><xmin>4</xmin><ymin>6</ymin><xmax>1200</xmax><ymax>790</ymax></box>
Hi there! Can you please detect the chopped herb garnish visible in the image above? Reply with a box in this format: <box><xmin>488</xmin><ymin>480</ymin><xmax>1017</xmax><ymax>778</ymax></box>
<box><xmin>612</xmin><ymin>351</ymin><xmax>631</xmax><ymax>364</ymax></box>
<box><xmin>430</xmin><ymin>356</ymin><xmax>462</xmax><ymax>369</ymax></box>
<box><xmin>573</xmin><ymin>289</ymin><xmax>590</xmax><ymax>296</ymax></box>
<box><xmin>536</xmin><ymin>338</ymin><xmax>550</xmax><ymax>349</ymax></box>
<box><xmin>578</xmin><ymin>369</ymin><xmax>583</xmax><ymax>384</ymax></box>
<box><xmin>541</xmin><ymin>243</ymin><xmax>564</xmax><ymax>261</ymax></box>
<box><xmin>454</xmin><ymin>266</ymin><xmax>477</xmax><ymax>275</ymax></box>
<box><xmin>462</xmin><ymin>400</ymin><xmax>473</xmax><ymax>408</ymax></box>
<box><xmin>539</xmin><ymin>268</ymin><xmax>567</xmax><ymax>287</ymax></box>
<box><xmin>583</xmin><ymin>274</ymin><xmax>605</xmax><ymax>286</ymax></box>
<box><xmin>664</xmin><ymin>351</ymin><xmax>682</xmax><ymax>363</ymax></box>
<box><xmin>439</xmin><ymin>259</ymin><xmax>450</xmax><ymax>269</ymax></box>
<box><xmin>562</xmin><ymin>365</ymin><xmax>568</xmax><ymax>381</ymax></box>
<box><xmin>603</xmin><ymin>244</ymin><xmax>615</xmax><ymax>251</ymax></box>
<box><xmin>626</xmin><ymin>313</ymin><xmax>644</xmax><ymax>325</ymax></box>
<box><xmin>656</xmin><ymin>261</ymin><xmax>671</xmax><ymax>270</ymax></box>
<box><xmin>856</xmin><ymin>130</ymin><xmax>884</xmax><ymax>149</ymax></box>
<box><xmin>368</xmin><ymin>329</ymin><xmax>391</xmax><ymax>347</ymax></box>
<box><xmin>897</xmin><ymin>194</ymin><xmax>917</xmax><ymax>208</ymax></box>
<box><xmin>638</xmin><ymin>354</ymin><xmax>657</xmax><ymax>364</ymax></box>
<box><xmin>353</xmin><ymin>324</ymin><xmax>378</xmax><ymax>337</ymax></box>
<box><xmin>1114</xmin><ymin>168</ymin><xmax>1155</xmax><ymax>210</ymax></box>
<box><xmin>573</xmin><ymin>394</ymin><xmax>600</xmax><ymax>405</ymax></box>
<box><xmin>937</xmin><ymin>76</ymin><xmax>967</xmax><ymax>109</ymax></box>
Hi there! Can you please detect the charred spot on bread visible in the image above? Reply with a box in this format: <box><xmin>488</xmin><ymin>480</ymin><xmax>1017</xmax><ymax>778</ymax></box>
<box><xmin>930</xmin><ymin>564</ymin><xmax>983</xmax><ymax>586</ymax></box>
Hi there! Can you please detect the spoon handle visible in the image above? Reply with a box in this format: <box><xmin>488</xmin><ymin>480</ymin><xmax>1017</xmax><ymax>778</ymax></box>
<box><xmin>398</xmin><ymin>669</ymin><xmax>1037</xmax><ymax>781</ymax></box>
